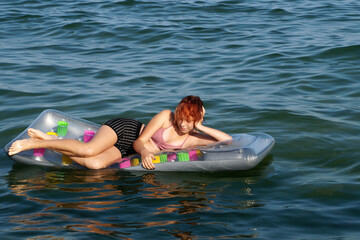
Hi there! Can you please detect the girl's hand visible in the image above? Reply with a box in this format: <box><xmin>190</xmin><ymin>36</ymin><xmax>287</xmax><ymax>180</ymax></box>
<box><xmin>141</xmin><ymin>151</ymin><xmax>155</xmax><ymax>170</ymax></box>
<box><xmin>195</xmin><ymin>106</ymin><xmax>206</xmax><ymax>130</ymax></box>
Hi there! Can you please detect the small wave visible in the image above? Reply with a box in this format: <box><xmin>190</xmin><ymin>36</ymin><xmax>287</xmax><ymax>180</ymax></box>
<box><xmin>269</xmin><ymin>8</ymin><xmax>294</xmax><ymax>16</ymax></box>
<box><xmin>314</xmin><ymin>44</ymin><xmax>360</xmax><ymax>60</ymax></box>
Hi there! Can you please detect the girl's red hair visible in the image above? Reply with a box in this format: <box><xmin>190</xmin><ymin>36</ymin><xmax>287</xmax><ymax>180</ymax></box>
<box><xmin>174</xmin><ymin>96</ymin><xmax>203</xmax><ymax>123</ymax></box>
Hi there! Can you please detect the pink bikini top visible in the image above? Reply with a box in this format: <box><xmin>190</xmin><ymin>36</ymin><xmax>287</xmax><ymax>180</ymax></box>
<box><xmin>151</xmin><ymin>125</ymin><xmax>190</xmax><ymax>151</ymax></box>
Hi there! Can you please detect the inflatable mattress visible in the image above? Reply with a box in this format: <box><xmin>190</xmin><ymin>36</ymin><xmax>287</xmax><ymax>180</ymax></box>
<box><xmin>4</xmin><ymin>109</ymin><xmax>275</xmax><ymax>172</ymax></box>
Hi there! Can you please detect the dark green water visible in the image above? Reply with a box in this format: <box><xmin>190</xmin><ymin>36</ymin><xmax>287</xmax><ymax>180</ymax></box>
<box><xmin>1</xmin><ymin>0</ymin><xmax>359</xmax><ymax>239</ymax></box>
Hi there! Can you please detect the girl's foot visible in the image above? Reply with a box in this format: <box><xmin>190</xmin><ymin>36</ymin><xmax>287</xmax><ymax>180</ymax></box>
<box><xmin>8</xmin><ymin>138</ymin><xmax>38</xmax><ymax>156</ymax></box>
<box><xmin>28</xmin><ymin>128</ymin><xmax>57</xmax><ymax>140</ymax></box>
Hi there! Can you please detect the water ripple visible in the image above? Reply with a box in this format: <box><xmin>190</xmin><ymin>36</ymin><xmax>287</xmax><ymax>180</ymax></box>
<box><xmin>1</xmin><ymin>0</ymin><xmax>360</xmax><ymax>239</ymax></box>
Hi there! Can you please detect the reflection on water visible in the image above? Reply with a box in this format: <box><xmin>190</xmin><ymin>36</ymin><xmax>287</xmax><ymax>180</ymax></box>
<box><xmin>6</xmin><ymin>158</ymin><xmax>272</xmax><ymax>239</ymax></box>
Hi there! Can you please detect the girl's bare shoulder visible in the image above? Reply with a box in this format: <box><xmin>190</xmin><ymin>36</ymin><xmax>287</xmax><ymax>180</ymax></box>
<box><xmin>158</xmin><ymin>109</ymin><xmax>174</xmax><ymax>122</ymax></box>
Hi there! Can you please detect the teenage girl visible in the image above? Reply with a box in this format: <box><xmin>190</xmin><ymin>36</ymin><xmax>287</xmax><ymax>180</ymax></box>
<box><xmin>8</xmin><ymin>96</ymin><xmax>232</xmax><ymax>170</ymax></box>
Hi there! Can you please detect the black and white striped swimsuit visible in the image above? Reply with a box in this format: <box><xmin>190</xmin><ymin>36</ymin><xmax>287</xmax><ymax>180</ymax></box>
<box><xmin>103</xmin><ymin>118</ymin><xmax>143</xmax><ymax>157</ymax></box>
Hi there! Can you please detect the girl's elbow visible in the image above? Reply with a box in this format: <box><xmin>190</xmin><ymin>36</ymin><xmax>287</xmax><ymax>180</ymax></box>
<box><xmin>218</xmin><ymin>135</ymin><xmax>232</xmax><ymax>143</ymax></box>
<box><xmin>132</xmin><ymin>140</ymin><xmax>139</xmax><ymax>150</ymax></box>
<box><xmin>133</xmin><ymin>138</ymin><xmax>144</xmax><ymax>151</ymax></box>
<box><xmin>224</xmin><ymin>136</ymin><xmax>232</xmax><ymax>142</ymax></box>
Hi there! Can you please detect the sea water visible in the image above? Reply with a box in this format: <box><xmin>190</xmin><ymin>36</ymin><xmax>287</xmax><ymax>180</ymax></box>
<box><xmin>0</xmin><ymin>0</ymin><xmax>359</xmax><ymax>239</ymax></box>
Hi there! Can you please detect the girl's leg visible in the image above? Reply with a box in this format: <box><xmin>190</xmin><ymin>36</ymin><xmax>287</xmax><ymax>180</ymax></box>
<box><xmin>28</xmin><ymin>128</ymin><xmax>58</xmax><ymax>140</ymax></box>
<box><xmin>69</xmin><ymin>146</ymin><xmax>122</xmax><ymax>169</ymax></box>
<box><xmin>28</xmin><ymin>126</ymin><xmax>122</xmax><ymax>169</ymax></box>
<box><xmin>9</xmin><ymin>125</ymin><xmax>117</xmax><ymax>157</ymax></box>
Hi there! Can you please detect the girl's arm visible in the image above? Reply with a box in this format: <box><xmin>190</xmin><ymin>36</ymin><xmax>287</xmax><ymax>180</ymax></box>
<box><xmin>133</xmin><ymin>109</ymin><xmax>171</xmax><ymax>170</ymax></box>
<box><xmin>191</xmin><ymin>107</ymin><xmax>232</xmax><ymax>146</ymax></box>
<box><xmin>191</xmin><ymin>124</ymin><xmax>232</xmax><ymax>147</ymax></box>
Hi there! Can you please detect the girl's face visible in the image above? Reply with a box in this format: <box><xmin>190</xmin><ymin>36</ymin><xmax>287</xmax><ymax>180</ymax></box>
<box><xmin>176</xmin><ymin>118</ymin><xmax>195</xmax><ymax>134</ymax></box>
